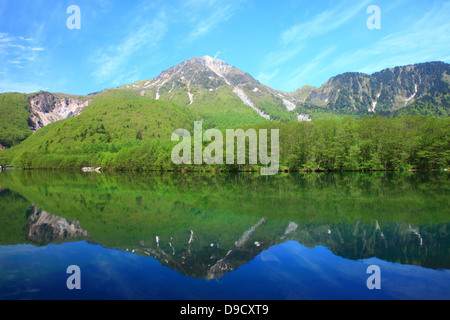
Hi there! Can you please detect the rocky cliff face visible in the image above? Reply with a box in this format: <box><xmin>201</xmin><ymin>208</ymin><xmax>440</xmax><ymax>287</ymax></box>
<box><xmin>28</xmin><ymin>92</ymin><xmax>90</xmax><ymax>131</ymax></box>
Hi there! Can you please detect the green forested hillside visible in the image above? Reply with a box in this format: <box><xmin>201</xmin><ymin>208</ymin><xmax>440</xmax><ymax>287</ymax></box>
<box><xmin>0</xmin><ymin>97</ymin><xmax>195</xmax><ymax>170</ymax></box>
<box><xmin>392</xmin><ymin>94</ymin><xmax>450</xmax><ymax>117</ymax></box>
<box><xmin>1</xmin><ymin>103</ymin><xmax>448</xmax><ymax>172</ymax></box>
<box><xmin>0</xmin><ymin>93</ymin><xmax>33</xmax><ymax>148</ymax></box>
<box><xmin>0</xmin><ymin>60</ymin><xmax>449</xmax><ymax>172</ymax></box>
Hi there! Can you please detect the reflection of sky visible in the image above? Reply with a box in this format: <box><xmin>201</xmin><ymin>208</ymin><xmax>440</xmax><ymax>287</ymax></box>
<box><xmin>0</xmin><ymin>241</ymin><xmax>449</xmax><ymax>300</ymax></box>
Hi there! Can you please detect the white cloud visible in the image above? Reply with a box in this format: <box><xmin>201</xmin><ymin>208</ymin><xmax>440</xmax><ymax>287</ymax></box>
<box><xmin>329</xmin><ymin>2</ymin><xmax>450</xmax><ymax>75</ymax></box>
<box><xmin>89</xmin><ymin>0</ymin><xmax>245</xmax><ymax>85</ymax></box>
<box><xmin>184</xmin><ymin>0</ymin><xmax>244</xmax><ymax>43</ymax></box>
<box><xmin>280</xmin><ymin>0</ymin><xmax>370</xmax><ymax>46</ymax></box>
<box><xmin>260</xmin><ymin>0</ymin><xmax>450</xmax><ymax>91</ymax></box>
<box><xmin>257</xmin><ymin>68</ymin><xmax>279</xmax><ymax>84</ymax></box>
<box><xmin>259</xmin><ymin>0</ymin><xmax>371</xmax><ymax>89</ymax></box>
<box><xmin>90</xmin><ymin>12</ymin><xmax>168</xmax><ymax>84</ymax></box>
<box><xmin>0</xmin><ymin>33</ymin><xmax>44</xmax><ymax>69</ymax></box>
<box><xmin>283</xmin><ymin>47</ymin><xmax>337</xmax><ymax>90</ymax></box>
<box><xmin>187</xmin><ymin>4</ymin><xmax>237</xmax><ymax>42</ymax></box>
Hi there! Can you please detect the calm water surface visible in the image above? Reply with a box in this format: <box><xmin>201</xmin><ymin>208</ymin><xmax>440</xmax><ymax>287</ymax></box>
<box><xmin>0</xmin><ymin>170</ymin><xmax>449</xmax><ymax>300</ymax></box>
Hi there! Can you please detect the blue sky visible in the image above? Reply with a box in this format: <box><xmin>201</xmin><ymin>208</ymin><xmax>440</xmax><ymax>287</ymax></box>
<box><xmin>1</xmin><ymin>0</ymin><xmax>449</xmax><ymax>95</ymax></box>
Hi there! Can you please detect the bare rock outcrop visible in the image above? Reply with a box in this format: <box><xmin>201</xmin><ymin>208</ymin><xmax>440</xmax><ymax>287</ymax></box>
<box><xmin>28</xmin><ymin>92</ymin><xmax>90</xmax><ymax>131</ymax></box>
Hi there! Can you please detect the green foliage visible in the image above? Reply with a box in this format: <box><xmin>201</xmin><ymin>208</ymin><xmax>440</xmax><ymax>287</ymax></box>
<box><xmin>252</xmin><ymin>116</ymin><xmax>450</xmax><ymax>172</ymax></box>
<box><xmin>0</xmin><ymin>89</ymin><xmax>448</xmax><ymax>174</ymax></box>
<box><xmin>0</xmin><ymin>98</ymin><xmax>194</xmax><ymax>169</ymax></box>
<box><xmin>90</xmin><ymin>88</ymin><xmax>143</xmax><ymax>103</ymax></box>
<box><xmin>294</xmin><ymin>103</ymin><xmax>360</xmax><ymax>120</ymax></box>
<box><xmin>0</xmin><ymin>93</ymin><xmax>33</xmax><ymax>148</ymax></box>
<box><xmin>392</xmin><ymin>94</ymin><xmax>450</xmax><ymax>117</ymax></box>
<box><xmin>187</xmin><ymin>86</ymin><xmax>270</xmax><ymax>129</ymax></box>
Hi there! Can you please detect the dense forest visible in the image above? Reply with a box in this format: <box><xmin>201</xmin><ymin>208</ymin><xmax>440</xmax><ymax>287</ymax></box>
<box><xmin>0</xmin><ymin>93</ymin><xmax>34</xmax><ymax>148</ymax></box>
<box><xmin>1</xmin><ymin>114</ymin><xmax>448</xmax><ymax>173</ymax></box>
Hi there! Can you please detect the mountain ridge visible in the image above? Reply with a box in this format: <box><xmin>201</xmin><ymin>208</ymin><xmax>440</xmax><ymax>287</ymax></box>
<box><xmin>292</xmin><ymin>61</ymin><xmax>450</xmax><ymax>115</ymax></box>
<box><xmin>0</xmin><ymin>58</ymin><xmax>449</xmax><ymax>149</ymax></box>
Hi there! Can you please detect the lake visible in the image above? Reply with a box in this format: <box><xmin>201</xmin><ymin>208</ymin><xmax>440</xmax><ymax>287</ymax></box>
<box><xmin>0</xmin><ymin>170</ymin><xmax>449</xmax><ymax>300</ymax></box>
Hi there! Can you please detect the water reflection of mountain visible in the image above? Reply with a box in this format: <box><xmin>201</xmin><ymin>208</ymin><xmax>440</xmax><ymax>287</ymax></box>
<box><xmin>27</xmin><ymin>205</ymin><xmax>88</xmax><ymax>245</ymax></box>
<box><xmin>1</xmin><ymin>190</ymin><xmax>448</xmax><ymax>279</ymax></box>
<box><xmin>0</xmin><ymin>189</ymin><xmax>88</xmax><ymax>245</ymax></box>
<box><xmin>118</xmin><ymin>219</ymin><xmax>449</xmax><ymax>279</ymax></box>
<box><xmin>0</xmin><ymin>170</ymin><xmax>448</xmax><ymax>279</ymax></box>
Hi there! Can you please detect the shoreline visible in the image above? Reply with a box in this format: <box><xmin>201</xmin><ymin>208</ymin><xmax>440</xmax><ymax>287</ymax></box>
<box><xmin>2</xmin><ymin>167</ymin><xmax>448</xmax><ymax>174</ymax></box>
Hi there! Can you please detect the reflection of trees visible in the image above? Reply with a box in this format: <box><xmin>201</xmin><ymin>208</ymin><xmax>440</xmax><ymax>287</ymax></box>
<box><xmin>0</xmin><ymin>170</ymin><xmax>448</xmax><ymax>278</ymax></box>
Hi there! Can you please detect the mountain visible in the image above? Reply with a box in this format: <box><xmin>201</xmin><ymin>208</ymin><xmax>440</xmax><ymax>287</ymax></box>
<box><xmin>0</xmin><ymin>91</ymin><xmax>91</xmax><ymax>148</ymax></box>
<box><xmin>110</xmin><ymin>58</ymin><xmax>450</xmax><ymax>123</ymax></box>
<box><xmin>292</xmin><ymin>61</ymin><xmax>450</xmax><ymax>116</ymax></box>
<box><xmin>0</xmin><ymin>56</ymin><xmax>302</xmax><ymax>148</ymax></box>
<box><xmin>1</xmin><ymin>58</ymin><xmax>449</xmax><ymax>150</ymax></box>
<box><xmin>0</xmin><ymin>57</ymin><xmax>449</xmax><ymax>171</ymax></box>
<box><xmin>117</xmin><ymin>56</ymin><xmax>301</xmax><ymax>125</ymax></box>
<box><xmin>0</xmin><ymin>96</ymin><xmax>194</xmax><ymax>170</ymax></box>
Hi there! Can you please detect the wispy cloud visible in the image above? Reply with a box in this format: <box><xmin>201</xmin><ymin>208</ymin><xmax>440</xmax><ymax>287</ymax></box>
<box><xmin>89</xmin><ymin>0</ymin><xmax>244</xmax><ymax>85</ymax></box>
<box><xmin>0</xmin><ymin>33</ymin><xmax>44</xmax><ymax>69</ymax></box>
<box><xmin>257</xmin><ymin>68</ymin><xmax>279</xmax><ymax>84</ymax></box>
<box><xmin>259</xmin><ymin>0</ymin><xmax>450</xmax><ymax>91</ymax></box>
<box><xmin>186</xmin><ymin>1</ymin><xmax>239</xmax><ymax>42</ymax></box>
<box><xmin>283</xmin><ymin>46</ymin><xmax>337</xmax><ymax>90</ymax></box>
<box><xmin>183</xmin><ymin>0</ymin><xmax>244</xmax><ymax>43</ymax></box>
<box><xmin>258</xmin><ymin>0</ymin><xmax>371</xmax><ymax>89</ymax></box>
<box><xmin>90</xmin><ymin>11</ymin><xmax>168</xmax><ymax>84</ymax></box>
<box><xmin>265</xmin><ymin>0</ymin><xmax>370</xmax><ymax>67</ymax></box>
<box><xmin>280</xmin><ymin>0</ymin><xmax>370</xmax><ymax>46</ymax></box>
<box><xmin>330</xmin><ymin>2</ymin><xmax>450</xmax><ymax>75</ymax></box>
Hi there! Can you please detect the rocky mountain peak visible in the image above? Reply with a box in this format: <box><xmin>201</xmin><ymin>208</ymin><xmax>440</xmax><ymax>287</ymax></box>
<box><xmin>130</xmin><ymin>56</ymin><xmax>301</xmax><ymax>121</ymax></box>
<box><xmin>199</xmin><ymin>55</ymin><xmax>233</xmax><ymax>73</ymax></box>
